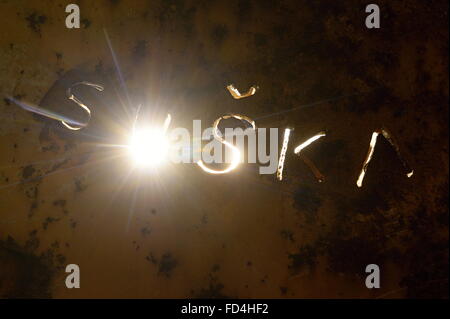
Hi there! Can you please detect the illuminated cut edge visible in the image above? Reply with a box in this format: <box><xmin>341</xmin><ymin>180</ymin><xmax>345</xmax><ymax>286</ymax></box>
<box><xmin>356</xmin><ymin>131</ymin><xmax>379</xmax><ymax>187</ymax></box>
<box><xmin>226</xmin><ymin>84</ymin><xmax>258</xmax><ymax>99</ymax></box>
<box><xmin>197</xmin><ymin>113</ymin><xmax>256</xmax><ymax>175</ymax></box>
<box><xmin>62</xmin><ymin>81</ymin><xmax>104</xmax><ymax>130</ymax></box>
<box><xmin>294</xmin><ymin>132</ymin><xmax>326</xmax><ymax>154</ymax></box>
<box><xmin>277</xmin><ymin>128</ymin><xmax>292</xmax><ymax>181</ymax></box>
<box><xmin>196</xmin><ymin>141</ymin><xmax>241</xmax><ymax>174</ymax></box>
<box><xmin>357</xmin><ymin>128</ymin><xmax>414</xmax><ymax>188</ymax></box>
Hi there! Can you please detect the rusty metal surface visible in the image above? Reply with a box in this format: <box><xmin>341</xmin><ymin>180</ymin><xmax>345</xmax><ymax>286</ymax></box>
<box><xmin>0</xmin><ymin>0</ymin><xmax>448</xmax><ymax>298</ymax></box>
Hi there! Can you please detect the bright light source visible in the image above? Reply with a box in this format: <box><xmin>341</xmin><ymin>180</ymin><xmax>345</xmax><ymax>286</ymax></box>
<box><xmin>128</xmin><ymin>128</ymin><xmax>169</xmax><ymax>167</ymax></box>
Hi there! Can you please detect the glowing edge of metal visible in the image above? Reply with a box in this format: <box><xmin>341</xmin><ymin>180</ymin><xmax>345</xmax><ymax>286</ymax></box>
<box><xmin>196</xmin><ymin>114</ymin><xmax>256</xmax><ymax>174</ymax></box>
<box><xmin>294</xmin><ymin>132</ymin><xmax>326</xmax><ymax>154</ymax></box>
<box><xmin>226</xmin><ymin>84</ymin><xmax>257</xmax><ymax>99</ymax></box>
<box><xmin>356</xmin><ymin>129</ymin><xmax>414</xmax><ymax>188</ymax></box>
<box><xmin>277</xmin><ymin>128</ymin><xmax>291</xmax><ymax>181</ymax></box>
<box><xmin>63</xmin><ymin>81</ymin><xmax>104</xmax><ymax>130</ymax></box>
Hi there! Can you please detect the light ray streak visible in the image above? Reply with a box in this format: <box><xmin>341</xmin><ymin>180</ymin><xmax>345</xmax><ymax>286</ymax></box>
<box><xmin>2</xmin><ymin>111</ymin><xmax>115</xmax><ymax>142</ymax></box>
<box><xmin>0</xmin><ymin>151</ymin><xmax>125</xmax><ymax>191</ymax></box>
<box><xmin>103</xmin><ymin>28</ymin><xmax>132</xmax><ymax>119</ymax></box>
<box><xmin>91</xmin><ymin>143</ymin><xmax>129</xmax><ymax>149</ymax></box>
<box><xmin>277</xmin><ymin>128</ymin><xmax>292</xmax><ymax>181</ymax></box>
<box><xmin>356</xmin><ymin>128</ymin><xmax>414</xmax><ymax>187</ymax></box>
<box><xmin>126</xmin><ymin>175</ymin><xmax>141</xmax><ymax>232</ymax></box>
<box><xmin>6</xmin><ymin>96</ymin><xmax>86</xmax><ymax>128</ymax></box>
<box><xmin>51</xmin><ymin>150</ymin><xmax>124</xmax><ymax>197</ymax></box>
<box><xmin>109</xmin><ymin>165</ymin><xmax>136</xmax><ymax>207</ymax></box>
<box><xmin>197</xmin><ymin>114</ymin><xmax>256</xmax><ymax>174</ymax></box>
<box><xmin>109</xmin><ymin>72</ymin><xmax>133</xmax><ymax>122</ymax></box>
<box><xmin>0</xmin><ymin>146</ymin><xmax>118</xmax><ymax>170</ymax></box>
<box><xmin>226</xmin><ymin>84</ymin><xmax>258</xmax><ymax>99</ymax></box>
<box><xmin>132</xmin><ymin>104</ymin><xmax>142</xmax><ymax>134</ymax></box>
<box><xmin>255</xmin><ymin>89</ymin><xmax>380</xmax><ymax>121</ymax></box>
<box><xmin>163</xmin><ymin>113</ymin><xmax>172</xmax><ymax>132</ymax></box>
<box><xmin>63</xmin><ymin>81</ymin><xmax>104</xmax><ymax>130</ymax></box>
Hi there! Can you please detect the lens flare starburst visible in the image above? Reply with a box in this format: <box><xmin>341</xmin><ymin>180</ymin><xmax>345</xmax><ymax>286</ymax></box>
<box><xmin>128</xmin><ymin>127</ymin><xmax>169</xmax><ymax>167</ymax></box>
